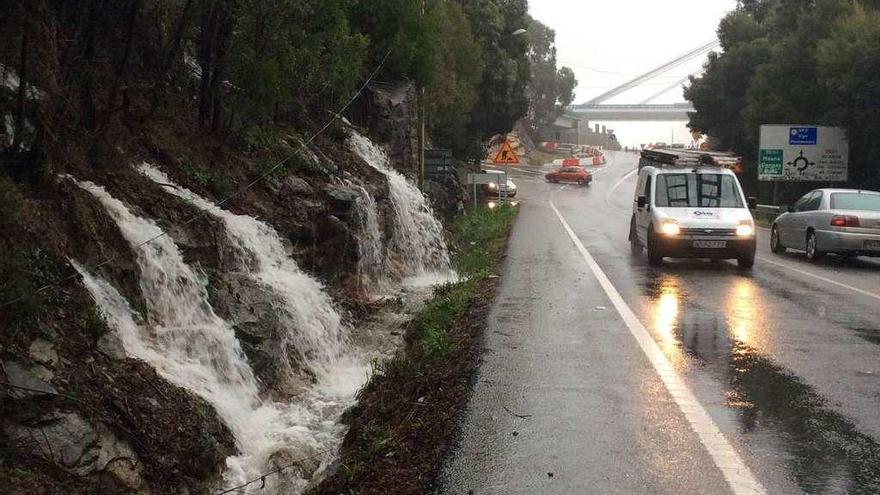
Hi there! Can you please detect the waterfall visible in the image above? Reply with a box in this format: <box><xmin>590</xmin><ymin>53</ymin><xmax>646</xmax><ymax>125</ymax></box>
<box><xmin>67</xmin><ymin>177</ymin><xmax>362</xmax><ymax>492</ymax></box>
<box><xmin>350</xmin><ymin>183</ymin><xmax>387</xmax><ymax>295</ymax></box>
<box><xmin>137</xmin><ymin>163</ymin><xmax>348</xmax><ymax>373</ymax></box>
<box><xmin>348</xmin><ymin>131</ymin><xmax>452</xmax><ymax>282</ymax></box>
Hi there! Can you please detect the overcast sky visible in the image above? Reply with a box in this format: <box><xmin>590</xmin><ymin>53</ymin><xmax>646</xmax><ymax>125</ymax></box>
<box><xmin>529</xmin><ymin>0</ymin><xmax>739</xmax><ymax>105</ymax></box>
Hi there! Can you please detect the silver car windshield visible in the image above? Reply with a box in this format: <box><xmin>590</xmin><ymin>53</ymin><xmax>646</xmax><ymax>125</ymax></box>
<box><xmin>655</xmin><ymin>173</ymin><xmax>744</xmax><ymax>208</ymax></box>
<box><xmin>830</xmin><ymin>193</ymin><xmax>880</xmax><ymax>211</ymax></box>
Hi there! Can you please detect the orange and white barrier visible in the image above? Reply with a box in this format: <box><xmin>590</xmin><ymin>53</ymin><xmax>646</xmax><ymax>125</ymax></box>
<box><xmin>552</xmin><ymin>154</ymin><xmax>605</xmax><ymax>167</ymax></box>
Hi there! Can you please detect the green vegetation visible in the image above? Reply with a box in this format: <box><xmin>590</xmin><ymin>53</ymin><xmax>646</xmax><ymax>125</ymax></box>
<box><xmin>412</xmin><ymin>205</ymin><xmax>517</xmax><ymax>358</ymax></box>
<box><xmin>1</xmin><ymin>0</ymin><xmax>546</xmax><ymax>166</ymax></box>
<box><xmin>686</xmin><ymin>0</ymin><xmax>880</xmax><ymax>198</ymax></box>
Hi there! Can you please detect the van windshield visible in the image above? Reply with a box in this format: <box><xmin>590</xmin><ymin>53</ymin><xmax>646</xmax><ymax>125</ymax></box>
<box><xmin>655</xmin><ymin>173</ymin><xmax>744</xmax><ymax>208</ymax></box>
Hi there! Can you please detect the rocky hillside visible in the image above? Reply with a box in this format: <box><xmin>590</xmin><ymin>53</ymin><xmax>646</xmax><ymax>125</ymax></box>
<box><xmin>0</xmin><ymin>77</ymin><xmax>458</xmax><ymax>493</ymax></box>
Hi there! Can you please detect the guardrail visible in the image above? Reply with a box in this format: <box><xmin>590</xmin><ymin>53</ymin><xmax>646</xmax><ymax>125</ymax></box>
<box><xmin>755</xmin><ymin>204</ymin><xmax>781</xmax><ymax>214</ymax></box>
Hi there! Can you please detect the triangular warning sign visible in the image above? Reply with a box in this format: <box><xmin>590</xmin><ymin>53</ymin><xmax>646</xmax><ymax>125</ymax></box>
<box><xmin>493</xmin><ymin>140</ymin><xmax>520</xmax><ymax>165</ymax></box>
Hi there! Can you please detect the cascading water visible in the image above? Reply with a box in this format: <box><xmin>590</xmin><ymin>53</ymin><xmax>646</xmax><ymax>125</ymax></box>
<box><xmin>137</xmin><ymin>163</ymin><xmax>351</xmax><ymax>376</ymax></box>
<box><xmin>348</xmin><ymin>131</ymin><xmax>453</xmax><ymax>282</ymax></box>
<box><xmin>67</xmin><ymin>176</ymin><xmax>363</xmax><ymax>492</ymax></box>
<box><xmin>349</xmin><ymin>183</ymin><xmax>387</xmax><ymax>295</ymax></box>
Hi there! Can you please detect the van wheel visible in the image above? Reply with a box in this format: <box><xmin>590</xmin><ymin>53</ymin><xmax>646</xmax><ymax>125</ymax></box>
<box><xmin>770</xmin><ymin>224</ymin><xmax>786</xmax><ymax>253</ymax></box>
<box><xmin>737</xmin><ymin>253</ymin><xmax>755</xmax><ymax>270</ymax></box>
<box><xmin>629</xmin><ymin>216</ymin><xmax>642</xmax><ymax>255</ymax></box>
<box><xmin>805</xmin><ymin>231</ymin><xmax>825</xmax><ymax>262</ymax></box>
<box><xmin>647</xmin><ymin>228</ymin><xmax>663</xmax><ymax>266</ymax></box>
<box><xmin>577</xmin><ymin>178</ymin><xmax>585</xmax><ymax>186</ymax></box>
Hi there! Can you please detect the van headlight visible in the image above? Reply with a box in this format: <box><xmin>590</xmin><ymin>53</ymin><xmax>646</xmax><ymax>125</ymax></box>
<box><xmin>736</xmin><ymin>221</ymin><xmax>755</xmax><ymax>237</ymax></box>
<box><xmin>659</xmin><ymin>220</ymin><xmax>680</xmax><ymax>236</ymax></box>
<box><xmin>488</xmin><ymin>182</ymin><xmax>497</xmax><ymax>189</ymax></box>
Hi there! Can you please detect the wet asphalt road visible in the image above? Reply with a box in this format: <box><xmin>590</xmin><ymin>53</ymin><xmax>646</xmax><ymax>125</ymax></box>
<box><xmin>438</xmin><ymin>151</ymin><xmax>880</xmax><ymax>495</ymax></box>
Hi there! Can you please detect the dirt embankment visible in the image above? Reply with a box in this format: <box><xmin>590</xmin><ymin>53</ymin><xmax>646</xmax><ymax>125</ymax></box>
<box><xmin>311</xmin><ymin>206</ymin><xmax>518</xmax><ymax>495</ymax></box>
<box><xmin>0</xmin><ymin>77</ymin><xmax>430</xmax><ymax>493</ymax></box>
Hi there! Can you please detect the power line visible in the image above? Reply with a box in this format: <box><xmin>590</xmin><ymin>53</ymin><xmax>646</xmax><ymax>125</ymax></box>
<box><xmin>215</xmin><ymin>447</ymin><xmax>334</xmax><ymax>495</ymax></box>
<box><xmin>583</xmin><ymin>40</ymin><xmax>719</xmax><ymax>105</ymax></box>
<box><xmin>0</xmin><ymin>49</ymin><xmax>392</xmax><ymax>310</ymax></box>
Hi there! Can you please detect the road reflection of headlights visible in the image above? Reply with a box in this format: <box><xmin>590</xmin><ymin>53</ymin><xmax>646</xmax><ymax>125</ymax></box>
<box><xmin>660</xmin><ymin>220</ymin><xmax>680</xmax><ymax>236</ymax></box>
<box><xmin>736</xmin><ymin>221</ymin><xmax>754</xmax><ymax>237</ymax></box>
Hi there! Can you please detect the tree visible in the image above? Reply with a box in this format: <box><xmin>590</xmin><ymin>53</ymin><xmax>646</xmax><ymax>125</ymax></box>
<box><xmin>425</xmin><ymin>1</ymin><xmax>484</xmax><ymax>156</ymax></box>
<box><xmin>817</xmin><ymin>5</ymin><xmax>880</xmax><ymax>188</ymax></box>
<box><xmin>522</xmin><ymin>16</ymin><xmax>577</xmax><ymax>138</ymax></box>
<box><xmin>461</xmin><ymin>0</ymin><xmax>530</xmax><ymax>140</ymax></box>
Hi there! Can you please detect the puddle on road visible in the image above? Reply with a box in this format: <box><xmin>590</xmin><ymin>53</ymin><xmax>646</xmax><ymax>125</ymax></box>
<box><xmin>729</xmin><ymin>342</ymin><xmax>880</xmax><ymax>494</ymax></box>
<box><xmin>642</xmin><ymin>270</ymin><xmax>880</xmax><ymax>494</ymax></box>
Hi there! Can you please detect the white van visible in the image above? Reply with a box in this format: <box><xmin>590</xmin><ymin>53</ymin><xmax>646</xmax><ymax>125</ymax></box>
<box><xmin>629</xmin><ymin>149</ymin><xmax>757</xmax><ymax>269</ymax></box>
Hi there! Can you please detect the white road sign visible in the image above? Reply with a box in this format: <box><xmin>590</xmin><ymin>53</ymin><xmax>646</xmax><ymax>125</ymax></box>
<box><xmin>758</xmin><ymin>125</ymin><xmax>849</xmax><ymax>182</ymax></box>
<box><xmin>467</xmin><ymin>173</ymin><xmax>503</xmax><ymax>185</ymax></box>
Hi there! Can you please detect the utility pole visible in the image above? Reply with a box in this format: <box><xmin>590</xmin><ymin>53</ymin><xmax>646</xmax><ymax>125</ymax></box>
<box><xmin>417</xmin><ymin>0</ymin><xmax>426</xmax><ymax>190</ymax></box>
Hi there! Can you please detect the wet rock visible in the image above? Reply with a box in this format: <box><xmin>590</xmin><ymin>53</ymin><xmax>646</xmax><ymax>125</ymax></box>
<box><xmin>284</xmin><ymin>176</ymin><xmax>315</xmax><ymax>196</ymax></box>
<box><xmin>326</xmin><ymin>215</ymin><xmax>350</xmax><ymax>236</ymax></box>
<box><xmin>361</xmin><ymin>82</ymin><xmax>418</xmax><ymax>177</ymax></box>
<box><xmin>2</xmin><ymin>359</ymin><xmax>56</xmax><ymax>396</ymax></box>
<box><xmin>269</xmin><ymin>444</ymin><xmax>322</xmax><ymax>491</ymax></box>
<box><xmin>28</xmin><ymin>339</ymin><xmax>59</xmax><ymax>368</ymax></box>
<box><xmin>209</xmin><ymin>273</ymin><xmax>312</xmax><ymax>396</ymax></box>
<box><xmin>97</xmin><ymin>332</ymin><xmax>127</xmax><ymax>360</ymax></box>
<box><xmin>3</xmin><ymin>412</ymin><xmax>143</xmax><ymax>489</ymax></box>
<box><xmin>326</xmin><ymin>186</ymin><xmax>358</xmax><ymax>217</ymax></box>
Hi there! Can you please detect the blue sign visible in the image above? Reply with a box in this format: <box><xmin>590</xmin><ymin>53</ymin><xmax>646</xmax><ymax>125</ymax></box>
<box><xmin>789</xmin><ymin>127</ymin><xmax>817</xmax><ymax>145</ymax></box>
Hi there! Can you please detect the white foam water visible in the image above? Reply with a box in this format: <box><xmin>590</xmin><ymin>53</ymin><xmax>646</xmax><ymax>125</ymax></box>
<box><xmin>348</xmin><ymin>131</ymin><xmax>453</xmax><ymax>279</ymax></box>
<box><xmin>350</xmin><ymin>183</ymin><xmax>388</xmax><ymax>295</ymax></box>
<box><xmin>137</xmin><ymin>163</ymin><xmax>349</xmax><ymax>374</ymax></box>
<box><xmin>67</xmin><ymin>177</ymin><xmax>365</xmax><ymax>492</ymax></box>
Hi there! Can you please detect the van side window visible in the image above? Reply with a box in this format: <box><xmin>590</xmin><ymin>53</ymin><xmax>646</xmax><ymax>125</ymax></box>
<box><xmin>644</xmin><ymin>176</ymin><xmax>652</xmax><ymax>206</ymax></box>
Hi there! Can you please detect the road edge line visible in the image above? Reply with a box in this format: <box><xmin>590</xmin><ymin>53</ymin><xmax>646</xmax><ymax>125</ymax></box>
<box><xmin>757</xmin><ymin>255</ymin><xmax>880</xmax><ymax>302</ymax></box>
<box><xmin>549</xmin><ymin>200</ymin><xmax>766</xmax><ymax>495</ymax></box>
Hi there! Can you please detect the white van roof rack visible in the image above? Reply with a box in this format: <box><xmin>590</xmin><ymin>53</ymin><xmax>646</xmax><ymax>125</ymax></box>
<box><xmin>640</xmin><ymin>148</ymin><xmax>741</xmax><ymax>170</ymax></box>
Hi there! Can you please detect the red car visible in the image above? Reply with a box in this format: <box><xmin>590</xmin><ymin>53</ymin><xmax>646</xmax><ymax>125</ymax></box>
<box><xmin>545</xmin><ymin>166</ymin><xmax>592</xmax><ymax>186</ymax></box>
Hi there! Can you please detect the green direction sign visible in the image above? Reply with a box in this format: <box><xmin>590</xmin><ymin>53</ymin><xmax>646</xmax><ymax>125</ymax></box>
<box><xmin>758</xmin><ymin>149</ymin><xmax>784</xmax><ymax>179</ymax></box>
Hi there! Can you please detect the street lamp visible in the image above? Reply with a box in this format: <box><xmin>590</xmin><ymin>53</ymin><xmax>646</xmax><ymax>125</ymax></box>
<box><xmin>511</xmin><ymin>28</ymin><xmax>528</xmax><ymax>37</ymax></box>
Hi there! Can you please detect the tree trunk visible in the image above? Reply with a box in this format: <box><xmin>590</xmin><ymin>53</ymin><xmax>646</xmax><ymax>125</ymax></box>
<box><xmin>198</xmin><ymin>0</ymin><xmax>235</xmax><ymax>132</ymax></box>
<box><xmin>108</xmin><ymin>0</ymin><xmax>142</xmax><ymax>116</ymax></box>
<box><xmin>12</xmin><ymin>15</ymin><xmax>29</xmax><ymax>152</ymax></box>
<box><xmin>149</xmin><ymin>0</ymin><xmax>194</xmax><ymax>113</ymax></box>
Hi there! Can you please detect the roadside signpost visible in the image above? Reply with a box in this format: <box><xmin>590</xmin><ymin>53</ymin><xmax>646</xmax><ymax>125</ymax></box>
<box><xmin>758</xmin><ymin>125</ymin><xmax>849</xmax><ymax>182</ymax></box>
<box><xmin>493</xmin><ymin>139</ymin><xmax>520</xmax><ymax>165</ymax></box>
<box><xmin>425</xmin><ymin>149</ymin><xmax>455</xmax><ymax>179</ymax></box>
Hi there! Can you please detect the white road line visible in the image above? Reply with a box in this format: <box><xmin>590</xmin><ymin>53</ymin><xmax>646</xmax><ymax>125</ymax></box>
<box><xmin>549</xmin><ymin>201</ymin><xmax>766</xmax><ymax>495</ymax></box>
<box><xmin>757</xmin><ymin>256</ymin><xmax>880</xmax><ymax>302</ymax></box>
<box><xmin>605</xmin><ymin>167</ymin><xmax>638</xmax><ymax>205</ymax></box>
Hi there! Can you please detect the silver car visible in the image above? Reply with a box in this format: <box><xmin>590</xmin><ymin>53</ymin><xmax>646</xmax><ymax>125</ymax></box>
<box><xmin>771</xmin><ymin>189</ymin><xmax>880</xmax><ymax>261</ymax></box>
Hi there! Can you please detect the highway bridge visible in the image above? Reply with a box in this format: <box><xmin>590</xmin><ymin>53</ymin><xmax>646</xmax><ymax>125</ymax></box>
<box><xmin>568</xmin><ymin>40</ymin><xmax>715</xmax><ymax>121</ymax></box>
<box><xmin>570</xmin><ymin>103</ymin><xmax>694</xmax><ymax>121</ymax></box>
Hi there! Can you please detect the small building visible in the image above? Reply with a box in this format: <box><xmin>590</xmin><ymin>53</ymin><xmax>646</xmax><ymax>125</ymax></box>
<box><xmin>539</xmin><ymin>113</ymin><xmax>620</xmax><ymax>150</ymax></box>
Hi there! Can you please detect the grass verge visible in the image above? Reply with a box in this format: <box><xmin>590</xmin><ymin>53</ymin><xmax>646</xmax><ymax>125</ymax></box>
<box><xmin>310</xmin><ymin>205</ymin><xmax>518</xmax><ymax>495</ymax></box>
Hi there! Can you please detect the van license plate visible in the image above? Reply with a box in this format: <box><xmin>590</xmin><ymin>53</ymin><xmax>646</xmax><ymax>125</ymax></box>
<box><xmin>864</xmin><ymin>240</ymin><xmax>880</xmax><ymax>251</ymax></box>
<box><xmin>693</xmin><ymin>240</ymin><xmax>727</xmax><ymax>249</ymax></box>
